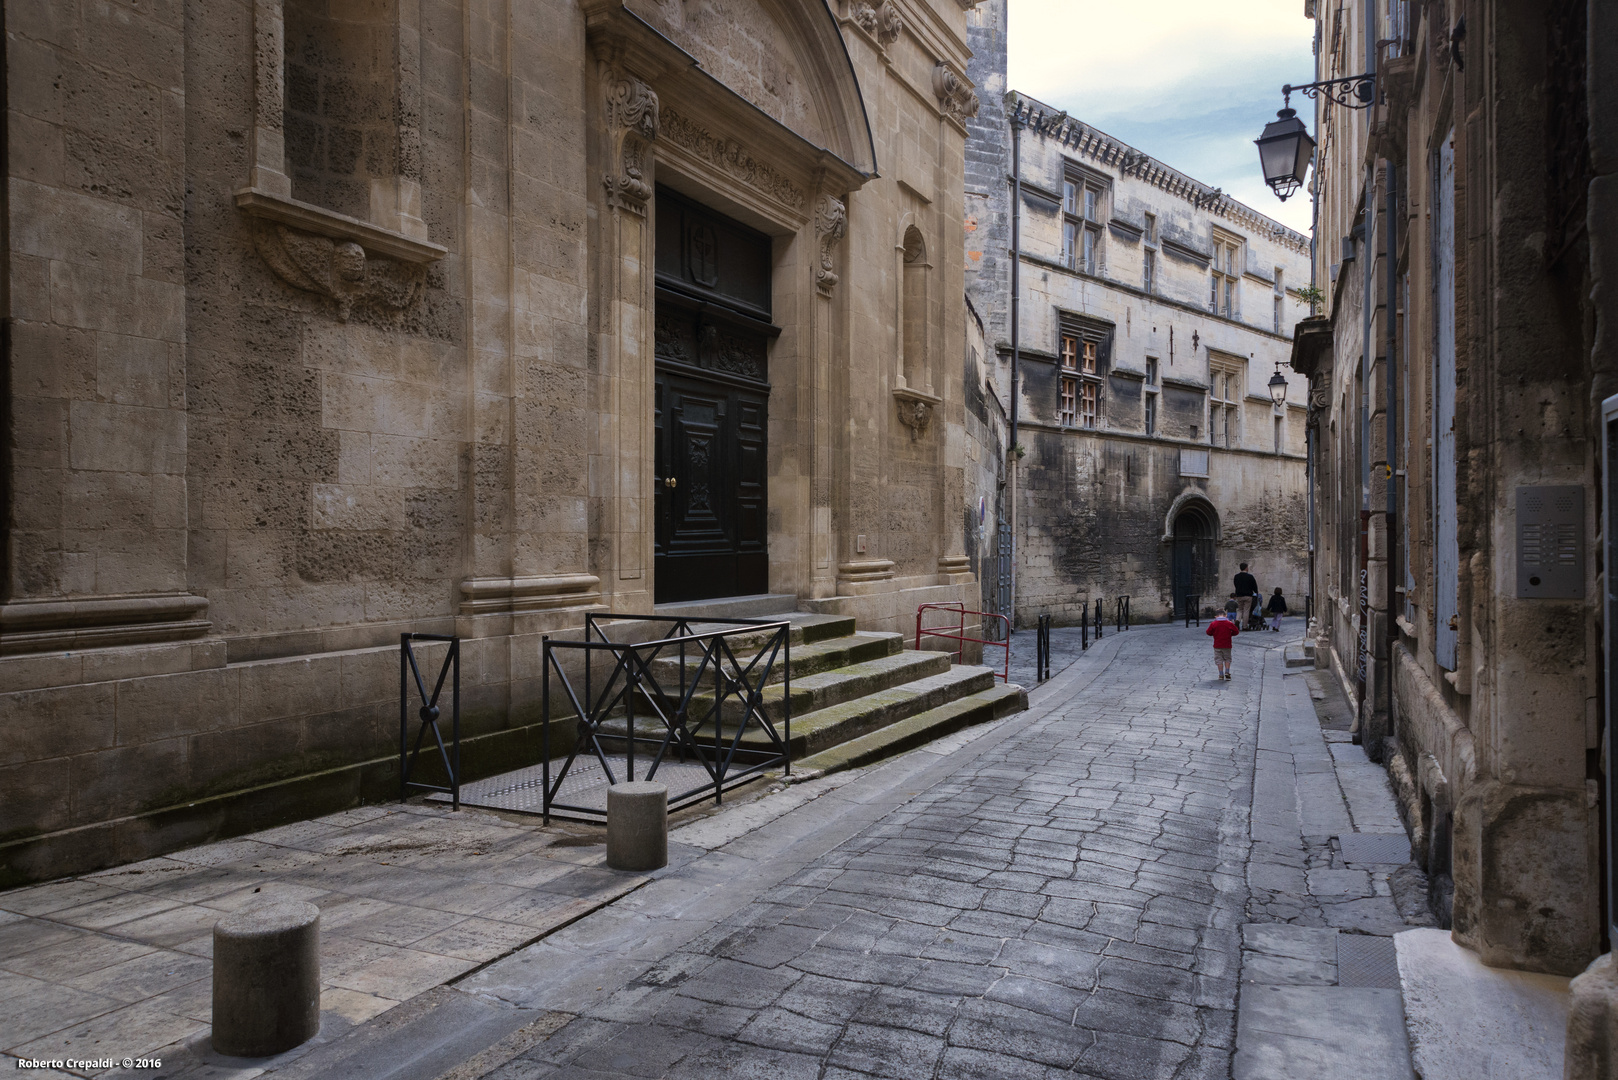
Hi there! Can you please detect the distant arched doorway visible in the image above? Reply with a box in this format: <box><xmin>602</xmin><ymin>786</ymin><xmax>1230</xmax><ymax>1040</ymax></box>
<box><xmin>1169</xmin><ymin>499</ymin><xmax>1219</xmax><ymax>618</ymax></box>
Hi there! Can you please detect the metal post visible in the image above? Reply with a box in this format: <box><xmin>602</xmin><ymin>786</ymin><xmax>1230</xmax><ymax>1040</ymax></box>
<box><xmin>541</xmin><ymin>636</ymin><xmax>550</xmax><ymax>826</ymax></box>
<box><xmin>450</xmin><ymin>640</ymin><xmax>460</xmax><ymax>810</ymax></box>
<box><xmin>398</xmin><ymin>634</ymin><xmax>408</xmax><ymax>802</ymax></box>
<box><xmin>1009</xmin><ymin>100</ymin><xmax>1024</xmax><ymax>630</ymax></box>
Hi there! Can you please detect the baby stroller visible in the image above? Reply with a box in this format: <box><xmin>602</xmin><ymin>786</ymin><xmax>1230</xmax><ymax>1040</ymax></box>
<box><xmin>1247</xmin><ymin>597</ymin><xmax>1268</xmax><ymax>631</ymax></box>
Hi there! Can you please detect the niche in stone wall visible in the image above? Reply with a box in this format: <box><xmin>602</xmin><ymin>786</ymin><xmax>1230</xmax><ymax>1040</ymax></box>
<box><xmin>283</xmin><ymin>0</ymin><xmax>401</xmax><ymax>222</ymax></box>
<box><xmin>902</xmin><ymin>226</ymin><xmax>929</xmax><ymax>391</ymax></box>
<box><xmin>235</xmin><ymin>0</ymin><xmax>442</xmax><ymax>321</ymax></box>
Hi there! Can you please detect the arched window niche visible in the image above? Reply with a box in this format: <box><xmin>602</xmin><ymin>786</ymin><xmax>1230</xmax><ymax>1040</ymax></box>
<box><xmin>901</xmin><ymin>225</ymin><xmax>929</xmax><ymax>392</ymax></box>
<box><xmin>893</xmin><ymin>223</ymin><xmax>939</xmax><ymax>440</ymax></box>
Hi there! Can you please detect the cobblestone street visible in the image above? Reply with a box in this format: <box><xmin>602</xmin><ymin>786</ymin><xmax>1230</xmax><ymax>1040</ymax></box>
<box><xmin>447</xmin><ymin>624</ymin><xmax>1333</xmax><ymax>1080</ymax></box>
<box><xmin>5</xmin><ymin>622</ymin><xmax>1441</xmax><ymax>1079</ymax></box>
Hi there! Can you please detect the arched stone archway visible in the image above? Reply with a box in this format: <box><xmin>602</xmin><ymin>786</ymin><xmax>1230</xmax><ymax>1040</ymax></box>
<box><xmin>1164</xmin><ymin>492</ymin><xmax>1220</xmax><ymax>617</ymax></box>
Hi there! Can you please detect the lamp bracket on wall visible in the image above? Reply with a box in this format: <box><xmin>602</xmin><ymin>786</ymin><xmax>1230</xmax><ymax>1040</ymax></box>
<box><xmin>1283</xmin><ymin>74</ymin><xmax>1377</xmax><ymax>111</ymax></box>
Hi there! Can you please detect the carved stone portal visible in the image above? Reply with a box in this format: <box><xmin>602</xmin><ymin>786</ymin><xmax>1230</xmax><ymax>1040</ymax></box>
<box><xmin>814</xmin><ymin>194</ymin><xmax>847</xmax><ymax>297</ymax></box>
<box><xmin>602</xmin><ymin>67</ymin><xmax>660</xmax><ymax>216</ymax></box>
<box><xmin>250</xmin><ymin>222</ymin><xmax>426</xmax><ymax>320</ymax></box>
<box><xmin>933</xmin><ymin>63</ymin><xmax>980</xmax><ymax>124</ymax></box>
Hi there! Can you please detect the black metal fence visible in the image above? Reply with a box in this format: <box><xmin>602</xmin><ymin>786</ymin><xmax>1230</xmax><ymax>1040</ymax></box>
<box><xmin>1183</xmin><ymin>595</ymin><xmax>1202</xmax><ymax>627</ymax></box>
<box><xmin>539</xmin><ymin>614</ymin><xmax>792</xmax><ymax>823</ymax></box>
<box><xmin>1115</xmin><ymin>596</ymin><xmax>1131</xmax><ymax>632</ymax></box>
<box><xmin>400</xmin><ymin>633</ymin><xmax>461</xmax><ymax>808</ymax></box>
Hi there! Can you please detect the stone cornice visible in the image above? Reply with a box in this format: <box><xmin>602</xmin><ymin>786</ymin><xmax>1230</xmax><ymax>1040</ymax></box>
<box><xmin>1009</xmin><ymin>91</ymin><xmax>1312</xmax><ymax>256</ymax></box>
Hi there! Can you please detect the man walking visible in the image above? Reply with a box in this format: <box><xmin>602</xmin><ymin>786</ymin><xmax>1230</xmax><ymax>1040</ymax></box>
<box><xmin>1233</xmin><ymin>563</ymin><xmax>1259</xmax><ymax>629</ymax></box>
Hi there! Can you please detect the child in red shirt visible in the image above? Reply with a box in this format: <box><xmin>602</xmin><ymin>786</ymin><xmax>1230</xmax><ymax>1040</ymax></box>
<box><xmin>1206</xmin><ymin>601</ymin><xmax>1240</xmax><ymax>680</ymax></box>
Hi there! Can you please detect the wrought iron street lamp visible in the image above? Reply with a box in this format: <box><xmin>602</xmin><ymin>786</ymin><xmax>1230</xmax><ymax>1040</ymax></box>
<box><xmin>1255</xmin><ymin>108</ymin><xmax>1315</xmax><ymax>201</ymax></box>
<box><xmin>1268</xmin><ymin>361</ymin><xmax>1289</xmax><ymax>406</ymax></box>
<box><xmin>1256</xmin><ymin>75</ymin><xmax>1375</xmax><ymax>201</ymax></box>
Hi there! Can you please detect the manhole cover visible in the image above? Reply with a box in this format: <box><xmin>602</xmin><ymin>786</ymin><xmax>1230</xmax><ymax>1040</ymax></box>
<box><xmin>1337</xmin><ymin>933</ymin><xmax>1400</xmax><ymax>988</ymax></box>
<box><xmin>1337</xmin><ymin>832</ymin><xmax>1411</xmax><ymax>865</ymax></box>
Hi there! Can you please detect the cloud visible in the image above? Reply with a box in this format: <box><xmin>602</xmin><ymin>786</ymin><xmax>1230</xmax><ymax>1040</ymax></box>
<box><xmin>1008</xmin><ymin>0</ymin><xmax>1317</xmax><ymax>233</ymax></box>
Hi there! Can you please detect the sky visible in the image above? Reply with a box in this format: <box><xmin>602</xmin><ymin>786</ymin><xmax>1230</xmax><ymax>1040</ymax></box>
<box><xmin>1007</xmin><ymin>0</ymin><xmax>1317</xmax><ymax>235</ymax></box>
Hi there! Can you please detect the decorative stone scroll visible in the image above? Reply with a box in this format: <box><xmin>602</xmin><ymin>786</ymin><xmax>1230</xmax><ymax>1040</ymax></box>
<box><xmin>933</xmin><ymin>63</ymin><xmax>980</xmax><ymax>125</ymax></box>
<box><xmin>660</xmin><ymin>107</ymin><xmax>806</xmax><ymax>210</ymax></box>
<box><xmin>849</xmin><ymin>1</ymin><xmax>902</xmax><ymax>49</ymax></box>
<box><xmin>814</xmin><ymin>195</ymin><xmax>847</xmax><ymax>297</ymax></box>
<box><xmin>250</xmin><ymin>222</ymin><xmax>426</xmax><ymax>321</ymax></box>
<box><xmin>602</xmin><ymin>67</ymin><xmax>660</xmax><ymax>216</ymax></box>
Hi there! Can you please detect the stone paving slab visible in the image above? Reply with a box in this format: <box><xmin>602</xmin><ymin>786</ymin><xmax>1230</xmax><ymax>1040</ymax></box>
<box><xmin>0</xmin><ymin>805</ymin><xmax>646</xmax><ymax>1077</ymax></box>
<box><xmin>1397</xmin><ymin>927</ymin><xmax>1569</xmax><ymax>1080</ymax></box>
<box><xmin>1233</xmin><ymin>984</ymin><xmax>1413</xmax><ymax>1080</ymax></box>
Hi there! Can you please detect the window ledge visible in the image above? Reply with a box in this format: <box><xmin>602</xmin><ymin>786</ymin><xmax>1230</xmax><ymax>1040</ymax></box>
<box><xmin>235</xmin><ymin>188</ymin><xmax>446</xmax><ymax>264</ymax></box>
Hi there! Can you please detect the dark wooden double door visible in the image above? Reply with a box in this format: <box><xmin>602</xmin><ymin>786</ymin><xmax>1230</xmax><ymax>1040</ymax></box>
<box><xmin>653</xmin><ymin>188</ymin><xmax>774</xmax><ymax>603</ymax></box>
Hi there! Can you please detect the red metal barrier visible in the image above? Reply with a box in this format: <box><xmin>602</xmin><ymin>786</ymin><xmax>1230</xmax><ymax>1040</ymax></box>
<box><xmin>915</xmin><ymin>601</ymin><xmax>1011</xmax><ymax>683</ymax></box>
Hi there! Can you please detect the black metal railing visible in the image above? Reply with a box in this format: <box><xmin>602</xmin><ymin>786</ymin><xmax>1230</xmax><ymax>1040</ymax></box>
<box><xmin>1035</xmin><ymin>613</ymin><xmax>1053</xmax><ymax>681</ymax></box>
<box><xmin>1115</xmin><ymin>595</ymin><xmax>1131</xmax><ymax>632</ymax></box>
<box><xmin>1081</xmin><ymin>607</ymin><xmax>1090</xmax><ymax>650</ymax></box>
<box><xmin>401</xmin><ymin>633</ymin><xmax>460</xmax><ymax>808</ymax></box>
<box><xmin>1184</xmin><ymin>595</ymin><xmax>1202</xmax><ymax>627</ymax></box>
<box><xmin>1093</xmin><ymin>597</ymin><xmax>1104</xmax><ymax>641</ymax></box>
<box><xmin>539</xmin><ymin>615</ymin><xmax>791</xmax><ymax>823</ymax></box>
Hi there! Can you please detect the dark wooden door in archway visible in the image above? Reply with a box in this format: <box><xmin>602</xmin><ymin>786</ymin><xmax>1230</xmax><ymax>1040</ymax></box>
<box><xmin>653</xmin><ymin>188</ymin><xmax>775</xmax><ymax>603</ymax></box>
<box><xmin>1171</xmin><ymin>507</ymin><xmax>1217</xmax><ymax>617</ymax></box>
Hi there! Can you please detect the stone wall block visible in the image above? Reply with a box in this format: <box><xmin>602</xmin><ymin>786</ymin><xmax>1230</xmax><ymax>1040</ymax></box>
<box><xmin>82</xmin><ymin>0</ymin><xmax>184</xmax><ymax>89</ymax></box>
<box><xmin>9</xmin><ymin>321</ymin><xmax>97</xmax><ymax>401</ymax></box>
<box><xmin>68</xmin><ymin>400</ymin><xmax>186</xmax><ymax>474</ymax></box>
<box><xmin>11</xmin><ymin>179</ymin><xmax>144</xmax><ymax>272</ymax></box>
<box><xmin>116</xmin><ymin>667</ymin><xmax>239</xmax><ymax>745</ymax></box>
<box><xmin>238</xmin><ymin>655</ymin><xmax>344</xmax><ymax>726</ymax></box>
<box><xmin>311</xmin><ymin>484</ymin><xmax>405</xmax><ymax>532</ymax></box>
<box><xmin>338</xmin><ymin>648</ymin><xmax>397</xmax><ymax>709</ymax></box>
<box><xmin>0</xmin><ymin>758</ymin><xmax>73</xmax><ymax>841</ymax></box>
<box><xmin>7</xmin><ymin>398</ymin><xmax>69</xmax><ymax>472</ymax></box>
<box><xmin>0</xmin><ymin>682</ymin><xmax>117</xmax><ymax>767</ymax></box>
<box><xmin>96</xmin><ymin>333</ymin><xmax>175</xmax><ymax>408</ymax></box>
<box><xmin>70</xmin><ymin>737</ymin><xmax>190</xmax><ymax>823</ymax></box>
<box><xmin>1453</xmin><ymin>779</ymin><xmax>1599</xmax><ymax>976</ymax></box>
<box><xmin>8</xmin><ymin>29</ymin><xmax>67</xmax><ymax>124</ymax></box>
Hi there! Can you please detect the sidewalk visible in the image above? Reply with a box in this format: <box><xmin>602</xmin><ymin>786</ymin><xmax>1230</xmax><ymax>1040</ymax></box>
<box><xmin>1232</xmin><ymin>652</ymin><xmax>1572</xmax><ymax>1080</ymax></box>
<box><xmin>0</xmin><ymin>806</ymin><xmax>644</xmax><ymax>1075</ymax></box>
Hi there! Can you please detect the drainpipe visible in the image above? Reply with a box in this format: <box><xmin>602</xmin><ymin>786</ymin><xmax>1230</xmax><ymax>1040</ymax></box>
<box><xmin>1008</xmin><ymin>101</ymin><xmax>1023</xmax><ymax>627</ymax></box>
<box><xmin>1385</xmin><ymin>161</ymin><xmax>1398</xmax><ymax>737</ymax></box>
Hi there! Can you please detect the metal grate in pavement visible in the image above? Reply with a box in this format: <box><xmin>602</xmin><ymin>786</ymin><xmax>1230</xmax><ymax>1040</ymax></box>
<box><xmin>1337</xmin><ymin>831</ymin><xmax>1412</xmax><ymax>865</ymax></box>
<box><xmin>427</xmin><ymin>753</ymin><xmax>760</xmax><ymax>821</ymax></box>
<box><xmin>1336</xmin><ymin>933</ymin><xmax>1401</xmax><ymax>989</ymax></box>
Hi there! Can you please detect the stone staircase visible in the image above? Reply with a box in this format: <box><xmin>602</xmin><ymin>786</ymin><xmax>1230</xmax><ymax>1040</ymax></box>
<box><xmin>600</xmin><ymin>612</ymin><xmax>1026</xmax><ymax>776</ymax></box>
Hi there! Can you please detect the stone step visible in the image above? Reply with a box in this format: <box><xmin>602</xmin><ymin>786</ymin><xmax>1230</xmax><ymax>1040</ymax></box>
<box><xmin>591</xmin><ymin>612</ymin><xmax>853</xmax><ymax>654</ymax></box>
<box><xmin>600</xmin><ymin>648</ymin><xmax>954</xmax><ymax>742</ymax></box>
<box><xmin>648</xmin><ymin>630</ymin><xmax>903</xmax><ymax>688</ymax></box>
<box><xmin>696</xmin><ymin>662</ymin><xmax>997</xmax><ymax>758</ymax></box>
<box><xmin>793</xmin><ymin>683</ymin><xmax>1028</xmax><ymax>775</ymax></box>
<box><xmin>1284</xmin><ymin>644</ymin><xmax>1314</xmax><ymax>668</ymax></box>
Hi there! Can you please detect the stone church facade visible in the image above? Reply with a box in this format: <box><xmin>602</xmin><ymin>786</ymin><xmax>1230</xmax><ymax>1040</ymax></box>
<box><xmin>963</xmin><ymin>3</ymin><xmax>1312</xmax><ymax>627</ymax></box>
<box><xmin>1</xmin><ymin>0</ymin><xmax>986</xmax><ymax>883</ymax></box>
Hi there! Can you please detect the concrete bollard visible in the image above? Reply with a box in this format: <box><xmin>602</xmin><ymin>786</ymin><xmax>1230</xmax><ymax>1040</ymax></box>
<box><xmin>212</xmin><ymin>900</ymin><xmax>321</xmax><ymax>1057</ymax></box>
<box><xmin>606</xmin><ymin>781</ymin><xmax>668</xmax><ymax>871</ymax></box>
